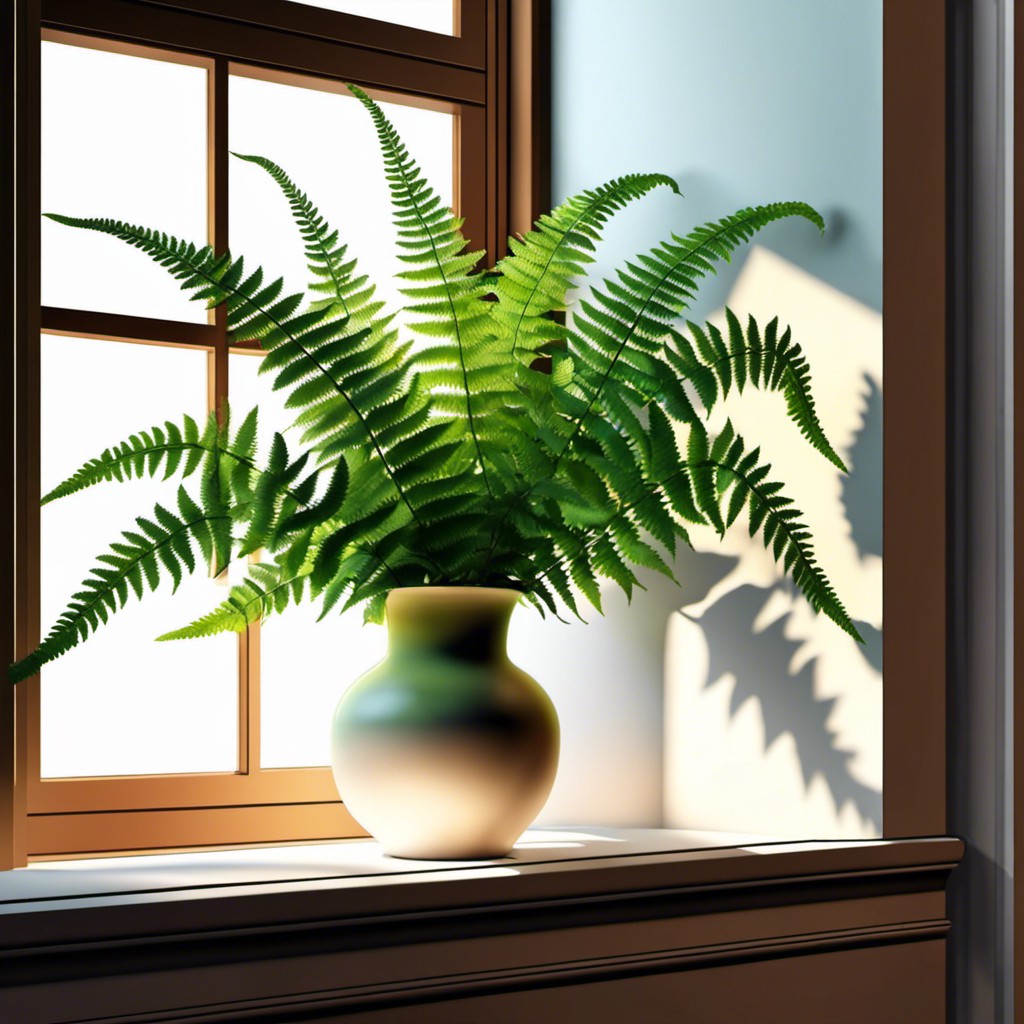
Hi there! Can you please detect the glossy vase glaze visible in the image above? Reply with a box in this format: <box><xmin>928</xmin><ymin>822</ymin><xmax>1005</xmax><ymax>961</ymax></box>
<box><xmin>330</xmin><ymin>586</ymin><xmax>559</xmax><ymax>859</ymax></box>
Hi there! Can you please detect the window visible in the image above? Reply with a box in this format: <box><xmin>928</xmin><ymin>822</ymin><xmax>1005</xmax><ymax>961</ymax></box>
<box><xmin>3</xmin><ymin>0</ymin><xmax>549</xmax><ymax>864</ymax></box>
<box><xmin>2</xmin><ymin>0</ymin><xmax>945</xmax><ymax>869</ymax></box>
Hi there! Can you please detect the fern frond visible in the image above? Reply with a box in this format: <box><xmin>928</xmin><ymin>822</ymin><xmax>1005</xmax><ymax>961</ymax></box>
<box><xmin>9</xmin><ymin>486</ymin><xmax>237</xmax><ymax>682</ymax></box>
<box><xmin>492</xmin><ymin>172</ymin><xmax>680</xmax><ymax>365</ymax></box>
<box><xmin>695</xmin><ymin>420</ymin><xmax>861</xmax><ymax>641</ymax></box>
<box><xmin>562</xmin><ymin>202</ymin><xmax>824</xmax><ymax>461</ymax></box>
<box><xmin>232</xmin><ymin>152</ymin><xmax>364</xmax><ymax>316</ymax></box>
<box><xmin>41</xmin><ymin>408</ymin><xmax>262</xmax><ymax>505</ymax></box>
<box><xmin>32</xmin><ymin>131</ymin><xmax>857</xmax><ymax>650</ymax></box>
<box><xmin>348</xmin><ymin>83</ymin><xmax>499</xmax><ymax>495</ymax></box>
<box><xmin>157</xmin><ymin>560</ymin><xmax>307</xmax><ymax>640</ymax></box>
<box><xmin>667</xmin><ymin>310</ymin><xmax>847</xmax><ymax>471</ymax></box>
<box><xmin>42</xmin><ymin>214</ymin><xmax>453</xmax><ymax>533</ymax></box>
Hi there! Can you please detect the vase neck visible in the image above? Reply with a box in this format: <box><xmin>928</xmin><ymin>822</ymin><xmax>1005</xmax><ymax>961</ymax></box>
<box><xmin>384</xmin><ymin>587</ymin><xmax>520</xmax><ymax>663</ymax></box>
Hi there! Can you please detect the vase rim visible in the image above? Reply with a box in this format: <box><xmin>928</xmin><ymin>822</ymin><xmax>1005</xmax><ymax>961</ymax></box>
<box><xmin>383</xmin><ymin>585</ymin><xmax>524</xmax><ymax>628</ymax></box>
<box><xmin>385</xmin><ymin>584</ymin><xmax>524</xmax><ymax>609</ymax></box>
<box><xmin>389</xmin><ymin>585</ymin><xmax>524</xmax><ymax>596</ymax></box>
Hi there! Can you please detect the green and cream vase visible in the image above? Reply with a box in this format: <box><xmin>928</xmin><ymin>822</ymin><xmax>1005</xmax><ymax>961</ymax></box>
<box><xmin>330</xmin><ymin>586</ymin><xmax>560</xmax><ymax>859</ymax></box>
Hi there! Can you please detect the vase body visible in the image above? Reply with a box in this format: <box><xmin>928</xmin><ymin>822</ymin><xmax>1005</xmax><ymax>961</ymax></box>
<box><xmin>330</xmin><ymin>586</ymin><xmax>559</xmax><ymax>859</ymax></box>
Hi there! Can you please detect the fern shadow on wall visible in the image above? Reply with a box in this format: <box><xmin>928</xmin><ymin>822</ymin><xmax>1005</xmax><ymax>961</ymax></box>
<box><xmin>669</xmin><ymin>368</ymin><xmax>883</xmax><ymax>835</ymax></box>
<box><xmin>841</xmin><ymin>374</ymin><xmax>883</xmax><ymax>677</ymax></box>
<box><xmin>687</xmin><ymin>583</ymin><xmax>881</xmax><ymax>833</ymax></box>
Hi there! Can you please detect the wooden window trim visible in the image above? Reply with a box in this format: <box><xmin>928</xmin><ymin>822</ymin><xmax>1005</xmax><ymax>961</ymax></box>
<box><xmin>2</xmin><ymin>0</ymin><xmax>550</xmax><ymax>865</ymax></box>
<box><xmin>881</xmin><ymin>0</ymin><xmax>948</xmax><ymax>838</ymax></box>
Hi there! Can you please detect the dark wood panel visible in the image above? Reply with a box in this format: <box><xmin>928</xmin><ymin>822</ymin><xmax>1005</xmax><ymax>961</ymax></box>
<box><xmin>882</xmin><ymin>0</ymin><xmax>948</xmax><ymax>837</ymax></box>
<box><xmin>334</xmin><ymin>942</ymin><xmax>947</xmax><ymax>1024</ymax></box>
<box><xmin>0</xmin><ymin>0</ymin><xmax>40</xmax><ymax>873</ymax></box>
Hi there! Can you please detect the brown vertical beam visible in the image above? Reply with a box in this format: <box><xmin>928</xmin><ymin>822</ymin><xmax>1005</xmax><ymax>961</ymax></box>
<box><xmin>508</xmin><ymin>0</ymin><xmax>549</xmax><ymax>237</ymax></box>
<box><xmin>485</xmin><ymin>0</ymin><xmax>509</xmax><ymax>263</ymax></box>
<box><xmin>882</xmin><ymin>0</ymin><xmax>948</xmax><ymax>837</ymax></box>
<box><xmin>2</xmin><ymin>0</ymin><xmax>41</xmax><ymax>870</ymax></box>
<box><xmin>0</xmin><ymin>0</ymin><xmax>18</xmax><ymax>872</ymax></box>
<box><xmin>456</xmin><ymin>105</ymin><xmax>488</xmax><ymax>263</ymax></box>
<box><xmin>206</xmin><ymin>55</ymin><xmax>255</xmax><ymax>776</ymax></box>
<box><xmin>207</xmin><ymin>55</ymin><xmax>229</xmax><ymax>421</ymax></box>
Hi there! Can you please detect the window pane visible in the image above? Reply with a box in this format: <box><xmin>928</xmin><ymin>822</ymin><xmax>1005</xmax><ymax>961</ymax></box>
<box><xmin>295</xmin><ymin>0</ymin><xmax>454</xmax><ymax>34</ymax></box>
<box><xmin>41</xmin><ymin>41</ymin><xmax>208</xmax><ymax>323</ymax></box>
<box><xmin>229</xmin><ymin>353</ymin><xmax>386</xmax><ymax>769</ymax></box>
<box><xmin>40</xmin><ymin>336</ymin><xmax>238</xmax><ymax>778</ymax></box>
<box><xmin>260</xmin><ymin>604</ymin><xmax>387</xmax><ymax>769</ymax></box>
<box><xmin>229</xmin><ymin>72</ymin><xmax>454</xmax><ymax>342</ymax></box>
<box><xmin>227</xmin><ymin>74</ymin><xmax>452</xmax><ymax>765</ymax></box>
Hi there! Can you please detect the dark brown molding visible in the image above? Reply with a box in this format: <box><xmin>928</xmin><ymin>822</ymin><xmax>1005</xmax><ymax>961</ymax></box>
<box><xmin>0</xmin><ymin>0</ymin><xmax>18</xmax><ymax>875</ymax></box>
<box><xmin>882</xmin><ymin>0</ymin><xmax>949</xmax><ymax>837</ymax></box>
<box><xmin>0</xmin><ymin>0</ymin><xmax>39</xmax><ymax>873</ymax></box>
<box><xmin>12</xmin><ymin>926</ymin><xmax>958</xmax><ymax>1024</ymax></box>
<box><xmin>40</xmin><ymin>307</ymin><xmax>219</xmax><ymax>348</ymax></box>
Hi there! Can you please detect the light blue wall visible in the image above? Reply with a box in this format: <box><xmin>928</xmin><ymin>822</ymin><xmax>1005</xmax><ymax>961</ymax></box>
<box><xmin>535</xmin><ymin>0</ymin><xmax>883</xmax><ymax>831</ymax></box>
<box><xmin>550</xmin><ymin>0</ymin><xmax>882</xmax><ymax>316</ymax></box>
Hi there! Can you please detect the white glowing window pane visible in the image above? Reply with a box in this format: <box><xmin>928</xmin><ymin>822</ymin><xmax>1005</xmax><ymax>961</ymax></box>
<box><xmin>229</xmin><ymin>353</ymin><xmax>387</xmax><ymax>769</ymax></box>
<box><xmin>228</xmin><ymin>351</ymin><xmax>296</xmax><ymax>462</ymax></box>
<box><xmin>296</xmin><ymin>0</ymin><xmax>453</xmax><ymax>34</ymax></box>
<box><xmin>229</xmin><ymin>73</ymin><xmax>453</xmax><ymax>340</ymax></box>
<box><xmin>40</xmin><ymin>336</ymin><xmax>238</xmax><ymax>778</ymax></box>
<box><xmin>260</xmin><ymin>605</ymin><xmax>387</xmax><ymax>769</ymax></box>
<box><xmin>41</xmin><ymin>41</ymin><xmax>208</xmax><ymax>323</ymax></box>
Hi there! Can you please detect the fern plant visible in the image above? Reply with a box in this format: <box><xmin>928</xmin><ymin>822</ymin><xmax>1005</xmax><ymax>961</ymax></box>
<box><xmin>10</xmin><ymin>84</ymin><xmax>861</xmax><ymax>684</ymax></box>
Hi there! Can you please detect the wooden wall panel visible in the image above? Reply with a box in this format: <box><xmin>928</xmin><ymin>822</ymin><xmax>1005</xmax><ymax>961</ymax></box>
<box><xmin>335</xmin><ymin>943</ymin><xmax>948</xmax><ymax>1024</ymax></box>
<box><xmin>882</xmin><ymin>0</ymin><xmax>949</xmax><ymax>837</ymax></box>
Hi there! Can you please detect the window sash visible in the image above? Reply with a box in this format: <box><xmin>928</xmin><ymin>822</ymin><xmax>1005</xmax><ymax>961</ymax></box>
<box><xmin>6</xmin><ymin>0</ymin><xmax>548</xmax><ymax>862</ymax></box>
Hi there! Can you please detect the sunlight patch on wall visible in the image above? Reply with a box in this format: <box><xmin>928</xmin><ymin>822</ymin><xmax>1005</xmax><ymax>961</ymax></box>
<box><xmin>664</xmin><ymin>246</ymin><xmax>883</xmax><ymax>839</ymax></box>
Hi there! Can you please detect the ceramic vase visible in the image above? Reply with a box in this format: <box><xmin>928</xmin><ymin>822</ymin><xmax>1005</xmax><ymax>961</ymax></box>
<box><xmin>330</xmin><ymin>586</ymin><xmax>559</xmax><ymax>859</ymax></box>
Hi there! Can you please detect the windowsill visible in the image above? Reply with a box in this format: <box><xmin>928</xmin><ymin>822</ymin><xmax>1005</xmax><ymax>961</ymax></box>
<box><xmin>0</xmin><ymin>827</ymin><xmax>816</xmax><ymax>905</ymax></box>
<box><xmin>1</xmin><ymin>826</ymin><xmax>961</xmax><ymax>927</ymax></box>
<box><xmin>0</xmin><ymin>828</ymin><xmax>963</xmax><ymax>1020</ymax></box>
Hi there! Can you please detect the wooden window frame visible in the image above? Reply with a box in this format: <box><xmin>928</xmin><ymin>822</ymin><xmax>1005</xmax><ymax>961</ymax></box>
<box><xmin>1</xmin><ymin>0</ymin><xmax>550</xmax><ymax>866</ymax></box>
<box><xmin>880</xmin><ymin>0</ymin><xmax>947</xmax><ymax>839</ymax></box>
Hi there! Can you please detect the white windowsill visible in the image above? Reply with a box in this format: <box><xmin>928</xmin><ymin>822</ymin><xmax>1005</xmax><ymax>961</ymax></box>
<box><xmin>0</xmin><ymin>827</ymin><xmax>925</xmax><ymax>915</ymax></box>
